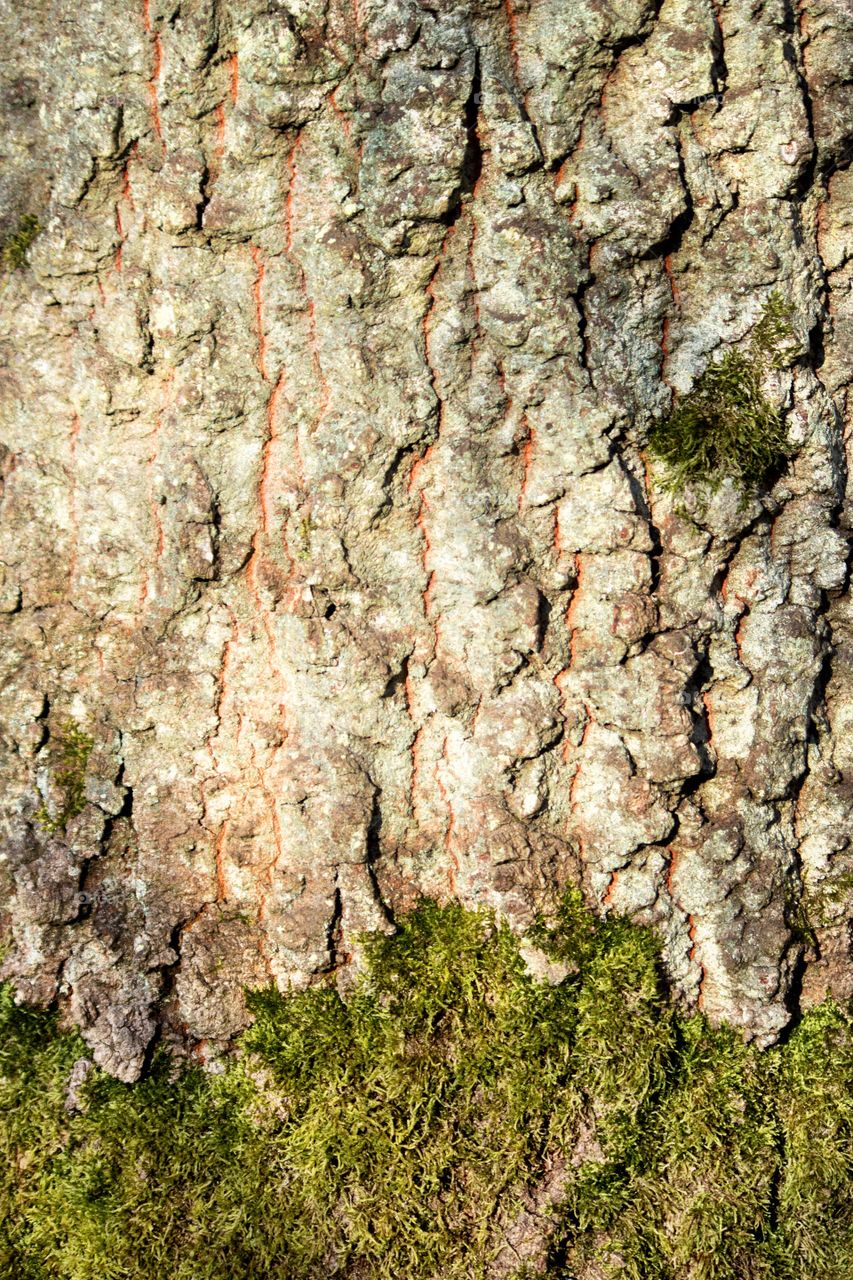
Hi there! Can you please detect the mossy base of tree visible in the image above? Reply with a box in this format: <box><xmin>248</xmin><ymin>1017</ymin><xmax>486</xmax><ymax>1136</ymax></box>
<box><xmin>1</xmin><ymin>895</ymin><xmax>851</xmax><ymax>1279</ymax></box>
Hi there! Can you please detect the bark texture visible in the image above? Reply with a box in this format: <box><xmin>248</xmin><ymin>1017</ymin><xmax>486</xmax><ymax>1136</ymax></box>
<box><xmin>0</xmin><ymin>0</ymin><xmax>850</xmax><ymax>1080</ymax></box>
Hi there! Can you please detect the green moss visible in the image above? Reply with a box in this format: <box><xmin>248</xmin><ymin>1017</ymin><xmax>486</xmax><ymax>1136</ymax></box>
<box><xmin>648</xmin><ymin>292</ymin><xmax>800</xmax><ymax>499</ymax></box>
<box><xmin>34</xmin><ymin>720</ymin><xmax>94</xmax><ymax>835</ymax></box>
<box><xmin>784</xmin><ymin>867</ymin><xmax>853</xmax><ymax>950</ymax></box>
<box><xmin>0</xmin><ymin>892</ymin><xmax>851</xmax><ymax>1279</ymax></box>
<box><xmin>1</xmin><ymin>214</ymin><xmax>40</xmax><ymax>272</ymax></box>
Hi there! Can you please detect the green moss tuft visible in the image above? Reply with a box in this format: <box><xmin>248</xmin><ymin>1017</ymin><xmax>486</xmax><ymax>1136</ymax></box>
<box><xmin>0</xmin><ymin>894</ymin><xmax>851</xmax><ymax>1278</ymax></box>
<box><xmin>34</xmin><ymin>720</ymin><xmax>94</xmax><ymax>835</ymax></box>
<box><xmin>1</xmin><ymin>214</ymin><xmax>40</xmax><ymax>272</ymax></box>
<box><xmin>648</xmin><ymin>292</ymin><xmax>800</xmax><ymax>499</ymax></box>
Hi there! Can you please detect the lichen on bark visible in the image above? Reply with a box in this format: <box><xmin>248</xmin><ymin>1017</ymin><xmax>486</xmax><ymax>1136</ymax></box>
<box><xmin>0</xmin><ymin>0</ymin><xmax>850</xmax><ymax>1088</ymax></box>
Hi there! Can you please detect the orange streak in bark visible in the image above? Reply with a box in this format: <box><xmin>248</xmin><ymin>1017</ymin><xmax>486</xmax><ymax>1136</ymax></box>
<box><xmin>565</xmin><ymin>553</ymin><xmax>585</xmax><ymax>665</ymax></box>
<box><xmin>504</xmin><ymin>0</ymin><xmax>521</xmax><ymax>81</ymax></box>
<box><xmin>701</xmin><ymin>690</ymin><xmax>716</xmax><ymax>741</ymax></box>
<box><xmin>465</xmin><ymin>179</ymin><xmax>485</xmax><ymax>344</ymax></box>
<box><xmin>67</xmin><ymin>414</ymin><xmax>81</xmax><ymax>588</ymax></box>
<box><xmin>603</xmin><ymin>871</ymin><xmax>620</xmax><ymax>907</ymax></box>
<box><xmin>667</xmin><ymin>849</ymin><xmax>706</xmax><ymax>1006</ymax></box>
<box><xmin>407</xmin><ymin>443</ymin><xmax>435</xmax><ymax>495</ymax></box>
<box><xmin>228</xmin><ymin>52</ymin><xmax>239</xmax><ymax>104</ymax></box>
<box><xmin>416</xmin><ymin>492</ymin><xmax>435</xmax><ymax>617</ymax></box>
<box><xmin>405</xmin><ymin>672</ymin><xmax>416</xmax><ymax>715</ymax></box>
<box><xmin>734</xmin><ymin>602</ymin><xmax>750</xmax><ymax>666</ymax></box>
<box><xmin>114</xmin><ymin>145</ymin><xmax>137</xmax><ymax>272</ymax></box>
<box><xmin>246</xmin><ymin>366</ymin><xmax>289</xmax><ymax>750</ymax></box>
<box><xmin>410</xmin><ymin>726</ymin><xmax>426</xmax><ymax>822</ymax></box>
<box><xmin>214</xmin><ymin>102</ymin><xmax>226</xmax><ymax>161</ymax></box>
<box><xmin>553</xmin><ymin>668</ymin><xmax>571</xmax><ymax>763</ymax></box>
<box><xmin>517</xmin><ymin>418</ymin><xmax>535</xmax><ymax>511</ymax></box>
<box><xmin>284</xmin><ymin>134</ymin><xmax>330</xmax><ymax>435</ymax></box>
<box><xmin>115</xmin><ymin>206</ymin><xmax>125</xmax><ymax>273</ymax></box>
<box><xmin>553</xmin><ymin>506</ymin><xmax>563</xmax><ymax>556</ymax></box>
<box><xmin>436</xmin><ymin>737</ymin><xmax>460</xmax><ymax>891</ymax></box>
<box><xmin>567</xmin><ymin>706</ymin><xmax>595</xmax><ymax>861</ymax></box>
<box><xmin>249</xmin><ymin>244</ymin><xmax>269</xmax><ymax>382</ymax></box>
<box><xmin>405</xmin><ymin>668</ymin><xmax>424</xmax><ymax>825</ymax></box>
<box><xmin>260</xmin><ymin>371</ymin><xmax>285</xmax><ymax>536</ymax></box>
<box><xmin>152</xmin><ymin>430</ymin><xmax>165</xmax><ymax>563</ymax></box>
<box><xmin>710</xmin><ymin>0</ymin><xmax>725</xmax><ymax>40</ymax></box>
<box><xmin>663</xmin><ymin>254</ymin><xmax>682</xmax><ymax>307</ymax></box>
<box><xmin>215</xmin><ymin>820</ymin><xmax>229</xmax><ymax>902</ymax></box>
<box><xmin>282</xmin><ymin>133</ymin><xmax>312</xmax><ymax>489</ymax></box>
<box><xmin>248</xmin><ymin>739</ymin><xmax>283</xmax><ymax>978</ymax></box>
<box><xmin>284</xmin><ymin>133</ymin><xmax>304</xmax><ymax>257</ymax></box>
<box><xmin>687</xmin><ymin>914</ymin><xmax>707</xmax><ymax>1008</ymax></box>
<box><xmin>412</xmin><ymin>227</ymin><xmax>456</xmax><ymax>657</ymax></box>
<box><xmin>569</xmin><ymin>708</ymin><xmax>594</xmax><ymax>811</ymax></box>
<box><xmin>422</xmin><ymin>223</ymin><xmax>457</xmax><ymax>405</ymax></box>
<box><xmin>143</xmin><ymin>2</ymin><xmax>164</xmax><ymax>144</ymax></box>
<box><xmin>210</xmin><ymin>615</ymin><xmax>238</xmax><ymax>769</ymax></box>
<box><xmin>554</xmin><ymin>155</ymin><xmax>573</xmax><ymax>189</ymax></box>
<box><xmin>328</xmin><ymin>87</ymin><xmax>352</xmax><ymax>138</ymax></box>
<box><xmin>306</xmin><ymin>298</ymin><xmax>331</xmax><ymax>433</ymax></box>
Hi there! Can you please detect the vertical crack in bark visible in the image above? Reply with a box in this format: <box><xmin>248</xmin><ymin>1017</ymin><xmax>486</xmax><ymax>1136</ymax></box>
<box><xmin>66</xmin><ymin>413</ymin><xmax>81</xmax><ymax>593</ymax></box>
<box><xmin>113</xmin><ymin>143</ymin><xmax>137</xmax><ymax>272</ymax></box>
<box><xmin>709</xmin><ymin>0</ymin><xmax>728</xmax><ymax>93</ymax></box>
<box><xmin>436</xmin><ymin>736</ymin><xmax>460</xmax><ymax>892</ymax></box>
<box><xmin>244</xmin><ymin>241</ymin><xmax>290</xmax><ymax>935</ymax></box>
<box><xmin>565</xmin><ymin>553</ymin><xmax>586</xmax><ymax>668</ymax></box>
<box><xmin>366</xmin><ymin>791</ymin><xmax>396</xmax><ymax>928</ymax></box>
<box><xmin>502</xmin><ymin>0</ymin><xmax>543</xmax><ymax>157</ymax></box>
<box><xmin>249</xmin><ymin>244</ymin><xmax>269</xmax><ymax>382</ymax></box>
<box><xmin>568</xmin><ymin>705</ymin><xmax>595</xmax><ymax>865</ymax></box>
<box><xmin>667</xmin><ymin>846</ymin><xmax>708</xmax><ymax>1007</ymax></box>
<box><xmin>326</xmin><ymin>879</ymin><xmax>344</xmax><ymax>970</ymax></box>
<box><xmin>285</xmin><ymin>130</ymin><xmax>330</xmax><ymax>457</ymax></box>
<box><xmin>517</xmin><ymin>416</ymin><xmax>535</xmax><ymax>511</ymax></box>
<box><xmin>138</xmin><ymin>369</ymin><xmax>173</xmax><ymax>612</ymax></box>
<box><xmin>142</xmin><ymin>0</ymin><xmax>165</xmax><ymax>147</ymax></box>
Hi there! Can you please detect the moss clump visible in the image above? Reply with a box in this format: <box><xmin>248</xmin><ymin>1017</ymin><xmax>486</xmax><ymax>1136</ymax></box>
<box><xmin>649</xmin><ymin>292</ymin><xmax>800</xmax><ymax>498</ymax></box>
<box><xmin>34</xmin><ymin>720</ymin><xmax>94</xmax><ymax>835</ymax></box>
<box><xmin>0</xmin><ymin>893</ymin><xmax>851</xmax><ymax>1279</ymax></box>
<box><xmin>0</xmin><ymin>214</ymin><xmax>40</xmax><ymax>271</ymax></box>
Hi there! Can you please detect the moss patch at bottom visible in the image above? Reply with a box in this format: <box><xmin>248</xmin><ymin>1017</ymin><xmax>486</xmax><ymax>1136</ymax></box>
<box><xmin>1</xmin><ymin>893</ymin><xmax>851</xmax><ymax>1279</ymax></box>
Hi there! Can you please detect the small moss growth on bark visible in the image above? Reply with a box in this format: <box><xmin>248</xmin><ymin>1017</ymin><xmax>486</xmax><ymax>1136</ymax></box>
<box><xmin>0</xmin><ymin>214</ymin><xmax>40</xmax><ymax>271</ymax></box>
<box><xmin>649</xmin><ymin>292</ymin><xmax>800</xmax><ymax>499</ymax></box>
<box><xmin>0</xmin><ymin>894</ymin><xmax>851</xmax><ymax>1278</ymax></box>
<box><xmin>34</xmin><ymin>720</ymin><xmax>94</xmax><ymax>834</ymax></box>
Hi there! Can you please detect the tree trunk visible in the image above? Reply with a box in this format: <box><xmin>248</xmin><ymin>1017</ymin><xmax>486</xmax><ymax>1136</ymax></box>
<box><xmin>0</xmin><ymin>0</ymin><xmax>850</xmax><ymax>1080</ymax></box>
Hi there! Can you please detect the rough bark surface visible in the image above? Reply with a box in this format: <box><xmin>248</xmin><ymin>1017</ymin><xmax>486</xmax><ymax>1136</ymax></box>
<box><xmin>0</xmin><ymin>0</ymin><xmax>850</xmax><ymax>1080</ymax></box>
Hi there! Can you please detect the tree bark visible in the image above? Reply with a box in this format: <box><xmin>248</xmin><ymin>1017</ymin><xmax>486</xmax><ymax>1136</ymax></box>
<box><xmin>0</xmin><ymin>0</ymin><xmax>850</xmax><ymax>1079</ymax></box>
